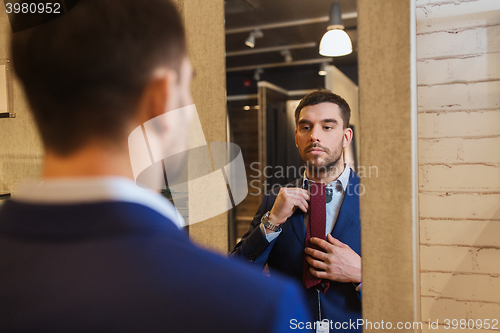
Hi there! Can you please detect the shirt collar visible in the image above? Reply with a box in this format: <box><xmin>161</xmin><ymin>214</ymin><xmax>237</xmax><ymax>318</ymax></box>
<box><xmin>13</xmin><ymin>176</ymin><xmax>185</xmax><ymax>228</ymax></box>
<box><xmin>302</xmin><ymin>164</ymin><xmax>351</xmax><ymax>192</ymax></box>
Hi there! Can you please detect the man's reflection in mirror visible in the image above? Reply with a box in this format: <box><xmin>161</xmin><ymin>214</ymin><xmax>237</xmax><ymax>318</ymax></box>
<box><xmin>232</xmin><ymin>90</ymin><xmax>362</xmax><ymax>331</ymax></box>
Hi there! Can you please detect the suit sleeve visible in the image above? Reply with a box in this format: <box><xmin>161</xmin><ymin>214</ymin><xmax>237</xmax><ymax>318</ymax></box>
<box><xmin>271</xmin><ymin>281</ymin><xmax>314</xmax><ymax>333</ymax></box>
<box><xmin>230</xmin><ymin>193</ymin><xmax>278</xmax><ymax>268</ymax></box>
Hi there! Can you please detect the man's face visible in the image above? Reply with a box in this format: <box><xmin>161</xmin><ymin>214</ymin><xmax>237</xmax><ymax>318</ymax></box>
<box><xmin>175</xmin><ymin>57</ymin><xmax>194</xmax><ymax>109</ymax></box>
<box><xmin>160</xmin><ymin>57</ymin><xmax>195</xmax><ymax>175</ymax></box>
<box><xmin>165</xmin><ymin>57</ymin><xmax>194</xmax><ymax>112</ymax></box>
<box><xmin>295</xmin><ymin>102</ymin><xmax>350</xmax><ymax>175</ymax></box>
<box><xmin>139</xmin><ymin>57</ymin><xmax>194</xmax><ymax>185</ymax></box>
<box><xmin>161</xmin><ymin>56</ymin><xmax>194</xmax><ymax>151</ymax></box>
<box><xmin>127</xmin><ymin>57</ymin><xmax>195</xmax><ymax>190</ymax></box>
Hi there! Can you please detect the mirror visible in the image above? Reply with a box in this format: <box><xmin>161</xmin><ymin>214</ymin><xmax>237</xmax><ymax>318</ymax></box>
<box><xmin>225</xmin><ymin>0</ymin><xmax>363</xmax><ymax>328</ymax></box>
<box><xmin>225</xmin><ymin>0</ymin><xmax>358</xmax><ymax>248</ymax></box>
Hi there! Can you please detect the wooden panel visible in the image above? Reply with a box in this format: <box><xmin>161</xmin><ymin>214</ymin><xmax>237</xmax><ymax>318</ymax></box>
<box><xmin>173</xmin><ymin>0</ymin><xmax>228</xmax><ymax>253</ymax></box>
<box><xmin>358</xmin><ymin>0</ymin><xmax>419</xmax><ymax>330</ymax></box>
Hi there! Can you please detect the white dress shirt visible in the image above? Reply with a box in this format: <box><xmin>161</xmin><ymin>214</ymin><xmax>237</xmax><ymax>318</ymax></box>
<box><xmin>13</xmin><ymin>176</ymin><xmax>186</xmax><ymax>228</ymax></box>
<box><xmin>261</xmin><ymin>165</ymin><xmax>351</xmax><ymax>242</ymax></box>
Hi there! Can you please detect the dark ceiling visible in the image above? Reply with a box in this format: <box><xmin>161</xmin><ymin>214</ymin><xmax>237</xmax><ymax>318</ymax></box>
<box><xmin>225</xmin><ymin>0</ymin><xmax>358</xmax><ymax>87</ymax></box>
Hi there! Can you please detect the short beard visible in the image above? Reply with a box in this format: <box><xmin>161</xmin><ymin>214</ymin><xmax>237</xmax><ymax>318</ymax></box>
<box><xmin>306</xmin><ymin>152</ymin><xmax>343</xmax><ymax>179</ymax></box>
<box><xmin>301</xmin><ymin>140</ymin><xmax>344</xmax><ymax>180</ymax></box>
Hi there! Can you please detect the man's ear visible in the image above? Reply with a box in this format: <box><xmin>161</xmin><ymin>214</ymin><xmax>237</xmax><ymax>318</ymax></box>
<box><xmin>295</xmin><ymin>128</ymin><xmax>298</xmax><ymax>147</ymax></box>
<box><xmin>343</xmin><ymin>127</ymin><xmax>353</xmax><ymax>148</ymax></box>
<box><xmin>134</xmin><ymin>69</ymin><xmax>177</xmax><ymax>126</ymax></box>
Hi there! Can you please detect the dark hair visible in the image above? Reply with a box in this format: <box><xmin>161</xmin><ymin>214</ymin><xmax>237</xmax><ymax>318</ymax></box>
<box><xmin>11</xmin><ymin>0</ymin><xmax>186</xmax><ymax>155</ymax></box>
<box><xmin>294</xmin><ymin>90</ymin><xmax>351</xmax><ymax>129</ymax></box>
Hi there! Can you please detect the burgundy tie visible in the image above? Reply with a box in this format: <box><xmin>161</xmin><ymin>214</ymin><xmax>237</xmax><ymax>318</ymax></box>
<box><xmin>302</xmin><ymin>182</ymin><xmax>330</xmax><ymax>293</ymax></box>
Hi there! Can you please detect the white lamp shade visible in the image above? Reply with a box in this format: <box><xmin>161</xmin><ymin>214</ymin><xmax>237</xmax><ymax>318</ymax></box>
<box><xmin>319</xmin><ymin>29</ymin><xmax>352</xmax><ymax>57</ymax></box>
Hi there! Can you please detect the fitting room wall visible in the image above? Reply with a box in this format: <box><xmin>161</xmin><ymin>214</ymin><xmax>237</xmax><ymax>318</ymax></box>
<box><xmin>359</xmin><ymin>1</ymin><xmax>500</xmax><ymax>331</ymax></box>
<box><xmin>416</xmin><ymin>0</ymin><xmax>500</xmax><ymax>330</ymax></box>
<box><xmin>0</xmin><ymin>10</ymin><xmax>44</xmax><ymax>193</ymax></box>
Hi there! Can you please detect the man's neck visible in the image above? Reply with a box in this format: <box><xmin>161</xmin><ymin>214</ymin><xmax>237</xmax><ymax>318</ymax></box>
<box><xmin>306</xmin><ymin>160</ymin><xmax>345</xmax><ymax>184</ymax></box>
<box><xmin>42</xmin><ymin>143</ymin><xmax>134</xmax><ymax>179</ymax></box>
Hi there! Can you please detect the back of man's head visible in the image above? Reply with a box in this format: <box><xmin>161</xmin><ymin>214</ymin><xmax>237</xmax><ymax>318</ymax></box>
<box><xmin>11</xmin><ymin>0</ymin><xmax>186</xmax><ymax>156</ymax></box>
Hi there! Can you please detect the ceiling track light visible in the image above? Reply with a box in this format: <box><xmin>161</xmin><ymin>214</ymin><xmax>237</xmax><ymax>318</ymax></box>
<box><xmin>318</xmin><ymin>62</ymin><xmax>328</xmax><ymax>76</ymax></box>
<box><xmin>253</xmin><ymin>68</ymin><xmax>264</xmax><ymax>81</ymax></box>
<box><xmin>280</xmin><ymin>48</ymin><xmax>293</xmax><ymax>63</ymax></box>
<box><xmin>319</xmin><ymin>1</ymin><xmax>353</xmax><ymax>57</ymax></box>
<box><xmin>245</xmin><ymin>28</ymin><xmax>263</xmax><ymax>48</ymax></box>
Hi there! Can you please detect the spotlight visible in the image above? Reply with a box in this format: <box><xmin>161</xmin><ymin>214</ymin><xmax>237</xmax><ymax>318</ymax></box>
<box><xmin>280</xmin><ymin>48</ymin><xmax>293</xmax><ymax>63</ymax></box>
<box><xmin>318</xmin><ymin>63</ymin><xmax>328</xmax><ymax>76</ymax></box>
<box><xmin>245</xmin><ymin>34</ymin><xmax>255</xmax><ymax>48</ymax></box>
<box><xmin>245</xmin><ymin>28</ymin><xmax>263</xmax><ymax>48</ymax></box>
<box><xmin>253</xmin><ymin>68</ymin><xmax>264</xmax><ymax>81</ymax></box>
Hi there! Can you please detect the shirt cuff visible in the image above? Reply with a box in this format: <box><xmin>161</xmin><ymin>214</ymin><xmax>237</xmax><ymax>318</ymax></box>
<box><xmin>259</xmin><ymin>222</ymin><xmax>282</xmax><ymax>242</ymax></box>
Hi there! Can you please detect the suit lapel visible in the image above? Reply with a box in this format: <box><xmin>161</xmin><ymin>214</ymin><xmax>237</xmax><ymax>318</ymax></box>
<box><xmin>331</xmin><ymin>170</ymin><xmax>360</xmax><ymax>240</ymax></box>
<box><xmin>286</xmin><ymin>179</ymin><xmax>306</xmax><ymax>247</ymax></box>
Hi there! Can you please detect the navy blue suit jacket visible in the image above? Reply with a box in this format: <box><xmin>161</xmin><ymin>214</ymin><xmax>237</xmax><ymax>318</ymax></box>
<box><xmin>0</xmin><ymin>200</ymin><xmax>312</xmax><ymax>332</ymax></box>
<box><xmin>232</xmin><ymin>169</ymin><xmax>361</xmax><ymax>332</ymax></box>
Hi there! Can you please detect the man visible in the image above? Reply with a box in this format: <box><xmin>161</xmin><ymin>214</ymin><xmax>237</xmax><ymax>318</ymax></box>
<box><xmin>232</xmin><ymin>90</ymin><xmax>362</xmax><ymax>332</ymax></box>
<box><xmin>0</xmin><ymin>1</ymin><xmax>311</xmax><ymax>332</ymax></box>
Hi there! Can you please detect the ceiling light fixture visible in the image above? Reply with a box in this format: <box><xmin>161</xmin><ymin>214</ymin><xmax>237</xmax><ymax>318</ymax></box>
<box><xmin>318</xmin><ymin>63</ymin><xmax>328</xmax><ymax>76</ymax></box>
<box><xmin>245</xmin><ymin>28</ymin><xmax>263</xmax><ymax>48</ymax></box>
<box><xmin>319</xmin><ymin>1</ymin><xmax>353</xmax><ymax>57</ymax></box>
<box><xmin>280</xmin><ymin>48</ymin><xmax>293</xmax><ymax>63</ymax></box>
<box><xmin>253</xmin><ymin>68</ymin><xmax>264</xmax><ymax>81</ymax></box>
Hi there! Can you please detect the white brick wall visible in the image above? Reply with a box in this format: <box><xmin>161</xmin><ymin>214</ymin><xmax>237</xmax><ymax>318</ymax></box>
<box><xmin>419</xmin><ymin>137</ymin><xmax>500</xmax><ymax>164</ymax></box>
<box><xmin>417</xmin><ymin>0</ymin><xmax>500</xmax><ymax>329</ymax></box>
<box><xmin>417</xmin><ymin>53</ymin><xmax>500</xmax><ymax>86</ymax></box>
<box><xmin>421</xmin><ymin>273</ymin><xmax>500</xmax><ymax>302</ymax></box>
<box><xmin>421</xmin><ymin>245</ymin><xmax>500</xmax><ymax>274</ymax></box>
<box><xmin>421</xmin><ymin>219</ymin><xmax>500</xmax><ymax>246</ymax></box>
<box><xmin>420</xmin><ymin>164</ymin><xmax>500</xmax><ymax>191</ymax></box>
<box><xmin>418</xmin><ymin>81</ymin><xmax>500</xmax><ymax>112</ymax></box>
<box><xmin>418</xmin><ymin>111</ymin><xmax>500</xmax><ymax>138</ymax></box>
<box><xmin>421</xmin><ymin>296</ymin><xmax>500</xmax><ymax>332</ymax></box>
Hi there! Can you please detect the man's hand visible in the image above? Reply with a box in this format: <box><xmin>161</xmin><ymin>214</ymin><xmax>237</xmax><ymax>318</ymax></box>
<box><xmin>265</xmin><ymin>188</ymin><xmax>309</xmax><ymax>233</ymax></box>
<box><xmin>304</xmin><ymin>234</ymin><xmax>361</xmax><ymax>283</ymax></box>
